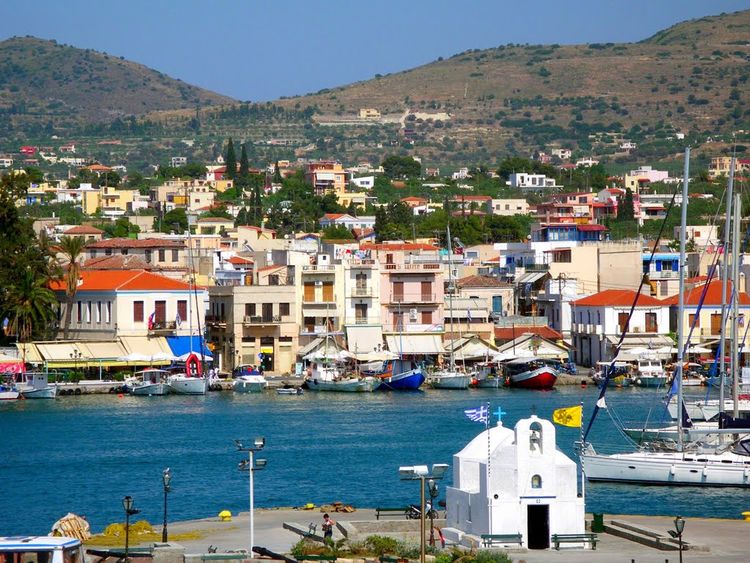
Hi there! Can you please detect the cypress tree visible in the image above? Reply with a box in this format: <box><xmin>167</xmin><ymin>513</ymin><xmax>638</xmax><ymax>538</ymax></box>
<box><xmin>224</xmin><ymin>138</ymin><xmax>237</xmax><ymax>180</ymax></box>
<box><xmin>239</xmin><ymin>143</ymin><xmax>249</xmax><ymax>178</ymax></box>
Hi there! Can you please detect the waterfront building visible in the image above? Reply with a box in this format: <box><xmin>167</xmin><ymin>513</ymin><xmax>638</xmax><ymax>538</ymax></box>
<box><xmin>444</xmin><ymin>415</ymin><xmax>585</xmax><ymax>549</ymax></box>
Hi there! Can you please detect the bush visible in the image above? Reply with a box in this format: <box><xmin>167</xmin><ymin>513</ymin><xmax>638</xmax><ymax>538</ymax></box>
<box><xmin>474</xmin><ymin>550</ymin><xmax>512</xmax><ymax>563</ymax></box>
<box><xmin>364</xmin><ymin>535</ymin><xmax>400</xmax><ymax>556</ymax></box>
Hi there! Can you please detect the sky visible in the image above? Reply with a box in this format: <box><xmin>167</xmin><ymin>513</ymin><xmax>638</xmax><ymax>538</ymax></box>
<box><xmin>1</xmin><ymin>0</ymin><xmax>749</xmax><ymax>102</ymax></box>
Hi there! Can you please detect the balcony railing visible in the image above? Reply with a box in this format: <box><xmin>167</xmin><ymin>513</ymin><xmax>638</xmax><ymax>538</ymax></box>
<box><xmin>303</xmin><ymin>297</ymin><xmax>337</xmax><ymax>304</ymax></box>
<box><xmin>243</xmin><ymin>315</ymin><xmax>282</xmax><ymax>324</ymax></box>
<box><xmin>302</xmin><ymin>264</ymin><xmax>335</xmax><ymax>272</ymax></box>
<box><xmin>205</xmin><ymin>315</ymin><xmax>225</xmax><ymax>324</ymax></box>
<box><xmin>351</xmin><ymin>287</ymin><xmax>374</xmax><ymax>297</ymax></box>
<box><xmin>391</xmin><ymin>293</ymin><xmax>437</xmax><ymax>304</ymax></box>
<box><xmin>383</xmin><ymin>263</ymin><xmax>441</xmax><ymax>271</ymax></box>
<box><xmin>148</xmin><ymin>321</ymin><xmax>176</xmax><ymax>333</ymax></box>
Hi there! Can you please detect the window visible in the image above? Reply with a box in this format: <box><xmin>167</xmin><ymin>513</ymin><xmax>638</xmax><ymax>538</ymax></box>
<box><xmin>689</xmin><ymin>314</ymin><xmax>700</xmax><ymax>328</ymax></box>
<box><xmin>105</xmin><ymin>302</ymin><xmax>111</xmax><ymax>324</ymax></box>
<box><xmin>245</xmin><ymin>303</ymin><xmax>256</xmax><ymax>317</ymax></box>
<box><xmin>280</xmin><ymin>303</ymin><xmax>290</xmax><ymax>316</ymax></box>
<box><xmin>355</xmin><ymin>303</ymin><xmax>367</xmax><ymax>322</ymax></box>
<box><xmin>96</xmin><ymin>301</ymin><xmax>101</xmax><ymax>323</ymax></box>
<box><xmin>178</xmin><ymin>300</ymin><xmax>187</xmax><ymax>323</ymax></box>
<box><xmin>710</xmin><ymin>313</ymin><xmax>722</xmax><ymax>335</ymax></box>
<box><xmin>121</xmin><ymin>248</ymin><xmax>128</xmax><ymax>255</ymax></box>
<box><xmin>172</xmin><ymin>249</ymin><xmax>179</xmax><ymax>262</ymax></box>
<box><xmin>531</xmin><ymin>475</ymin><xmax>542</xmax><ymax>489</ymax></box>
<box><xmin>529</xmin><ymin>422</ymin><xmax>543</xmax><ymax>454</ymax></box>
<box><xmin>262</xmin><ymin>303</ymin><xmax>273</xmax><ymax>322</ymax></box>
<box><xmin>155</xmin><ymin>300</ymin><xmax>166</xmax><ymax>323</ymax></box>
<box><xmin>618</xmin><ymin>312</ymin><xmax>629</xmax><ymax>333</ymax></box>
<box><xmin>645</xmin><ymin>312</ymin><xmax>657</xmax><ymax>333</ymax></box>
<box><xmin>76</xmin><ymin>301</ymin><xmax>82</xmax><ymax>323</ymax></box>
<box><xmin>158</xmin><ymin>249</ymin><xmax>166</xmax><ymax>262</ymax></box>
<box><xmin>421</xmin><ymin>310</ymin><xmax>432</xmax><ymax>324</ymax></box>
<box><xmin>145</xmin><ymin>250</ymin><xmax>152</xmax><ymax>263</ymax></box>
<box><xmin>86</xmin><ymin>302</ymin><xmax>92</xmax><ymax>324</ymax></box>
<box><xmin>105</xmin><ymin>248</ymin><xmax>112</xmax><ymax>256</ymax></box>
<box><xmin>269</xmin><ymin>275</ymin><xmax>279</xmax><ymax>286</ymax></box>
<box><xmin>134</xmin><ymin>301</ymin><xmax>144</xmax><ymax>322</ymax></box>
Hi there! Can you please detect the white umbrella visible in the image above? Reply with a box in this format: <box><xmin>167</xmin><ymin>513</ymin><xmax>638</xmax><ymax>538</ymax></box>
<box><xmin>687</xmin><ymin>344</ymin><xmax>711</xmax><ymax>354</ymax></box>
<box><xmin>117</xmin><ymin>352</ymin><xmax>150</xmax><ymax>362</ymax></box>
<box><xmin>354</xmin><ymin>350</ymin><xmax>398</xmax><ymax>362</ymax></box>
<box><xmin>656</xmin><ymin>346</ymin><xmax>679</xmax><ymax>354</ymax></box>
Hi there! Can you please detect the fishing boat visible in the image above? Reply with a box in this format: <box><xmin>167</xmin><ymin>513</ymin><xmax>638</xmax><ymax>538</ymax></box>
<box><xmin>591</xmin><ymin>361</ymin><xmax>632</xmax><ymax>387</ymax></box>
<box><xmin>472</xmin><ymin>362</ymin><xmax>503</xmax><ymax>388</ymax></box>
<box><xmin>377</xmin><ymin>359</ymin><xmax>425</xmax><ymax>391</ymax></box>
<box><xmin>426</xmin><ymin>224</ymin><xmax>472</xmax><ymax>390</ymax></box>
<box><xmin>126</xmin><ymin>368</ymin><xmax>171</xmax><ymax>396</ymax></box>
<box><xmin>633</xmin><ymin>357</ymin><xmax>668</xmax><ymax>387</ymax></box>
<box><xmin>305</xmin><ymin>362</ymin><xmax>381</xmax><ymax>392</ymax></box>
<box><xmin>503</xmin><ymin>357</ymin><xmax>558</xmax><ymax>390</ymax></box>
<box><xmin>582</xmin><ymin>150</ymin><xmax>750</xmax><ymax>487</ymax></box>
<box><xmin>17</xmin><ymin>372</ymin><xmax>57</xmax><ymax>399</ymax></box>
<box><xmin>0</xmin><ymin>380</ymin><xmax>20</xmax><ymax>401</ymax></box>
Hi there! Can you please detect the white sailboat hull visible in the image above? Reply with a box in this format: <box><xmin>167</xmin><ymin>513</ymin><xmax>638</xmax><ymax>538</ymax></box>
<box><xmin>583</xmin><ymin>448</ymin><xmax>750</xmax><ymax>486</ymax></box>
<box><xmin>667</xmin><ymin>397</ymin><xmax>750</xmax><ymax>421</ymax></box>
<box><xmin>427</xmin><ymin>371</ymin><xmax>472</xmax><ymax>389</ymax></box>
<box><xmin>305</xmin><ymin>376</ymin><xmax>380</xmax><ymax>392</ymax></box>
<box><xmin>168</xmin><ymin>376</ymin><xmax>207</xmax><ymax>395</ymax></box>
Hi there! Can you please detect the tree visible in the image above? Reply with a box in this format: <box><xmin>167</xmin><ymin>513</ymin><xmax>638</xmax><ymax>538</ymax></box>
<box><xmin>97</xmin><ymin>171</ymin><xmax>121</xmax><ymax>188</ymax></box>
<box><xmin>57</xmin><ymin>236</ymin><xmax>86</xmax><ymax>340</ymax></box>
<box><xmin>224</xmin><ymin>138</ymin><xmax>237</xmax><ymax>180</ymax></box>
<box><xmin>6</xmin><ymin>269</ymin><xmax>57</xmax><ymax>348</ymax></box>
<box><xmin>618</xmin><ymin>188</ymin><xmax>635</xmax><ymax>222</ymax></box>
<box><xmin>156</xmin><ymin>208</ymin><xmax>188</xmax><ymax>234</ymax></box>
<box><xmin>381</xmin><ymin>155</ymin><xmax>421</xmax><ymax>179</ymax></box>
<box><xmin>239</xmin><ymin>143</ymin><xmax>249</xmax><ymax>178</ymax></box>
<box><xmin>321</xmin><ymin>225</ymin><xmax>355</xmax><ymax>240</ymax></box>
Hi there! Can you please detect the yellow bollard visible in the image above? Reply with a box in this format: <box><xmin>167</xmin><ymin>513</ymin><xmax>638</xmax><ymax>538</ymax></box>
<box><xmin>742</xmin><ymin>511</ymin><xmax>750</xmax><ymax>521</ymax></box>
<box><xmin>219</xmin><ymin>510</ymin><xmax>232</xmax><ymax>522</ymax></box>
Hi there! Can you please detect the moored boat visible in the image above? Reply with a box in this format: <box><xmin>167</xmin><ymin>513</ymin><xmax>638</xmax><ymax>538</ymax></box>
<box><xmin>305</xmin><ymin>364</ymin><xmax>380</xmax><ymax>392</ymax></box>
<box><xmin>233</xmin><ymin>374</ymin><xmax>268</xmax><ymax>393</ymax></box>
<box><xmin>168</xmin><ymin>352</ymin><xmax>208</xmax><ymax>395</ymax></box>
<box><xmin>377</xmin><ymin>359</ymin><xmax>425</xmax><ymax>391</ymax></box>
<box><xmin>127</xmin><ymin>368</ymin><xmax>171</xmax><ymax>396</ymax></box>
<box><xmin>0</xmin><ymin>383</ymin><xmax>20</xmax><ymax>401</ymax></box>
<box><xmin>277</xmin><ymin>384</ymin><xmax>303</xmax><ymax>395</ymax></box>
<box><xmin>426</xmin><ymin>368</ymin><xmax>472</xmax><ymax>389</ymax></box>
<box><xmin>18</xmin><ymin>371</ymin><xmax>57</xmax><ymax>399</ymax></box>
<box><xmin>503</xmin><ymin>357</ymin><xmax>557</xmax><ymax>390</ymax></box>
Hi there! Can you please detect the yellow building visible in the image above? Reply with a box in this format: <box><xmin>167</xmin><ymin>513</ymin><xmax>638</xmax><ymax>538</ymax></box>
<box><xmin>304</xmin><ymin>161</ymin><xmax>347</xmax><ymax>197</ymax></box>
<box><xmin>358</xmin><ymin>108</ymin><xmax>381</xmax><ymax>119</ymax></box>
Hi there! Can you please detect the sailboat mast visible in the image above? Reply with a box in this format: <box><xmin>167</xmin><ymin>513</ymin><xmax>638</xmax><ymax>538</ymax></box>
<box><xmin>676</xmin><ymin>147</ymin><xmax>690</xmax><ymax>451</ymax></box>
<box><xmin>731</xmin><ymin>192</ymin><xmax>741</xmax><ymax>418</ymax></box>
<box><xmin>446</xmin><ymin>224</ymin><xmax>456</xmax><ymax>371</ymax></box>
<box><xmin>719</xmin><ymin>157</ymin><xmax>736</xmax><ymax>409</ymax></box>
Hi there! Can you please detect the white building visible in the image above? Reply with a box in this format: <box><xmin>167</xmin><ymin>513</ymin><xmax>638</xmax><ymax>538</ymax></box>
<box><xmin>575</xmin><ymin>158</ymin><xmax>599</xmax><ymax>168</ymax></box>
<box><xmin>452</xmin><ymin>167</ymin><xmax>470</xmax><ymax>180</ymax></box>
<box><xmin>171</xmin><ymin>156</ymin><xmax>188</xmax><ymax>168</ymax></box>
<box><xmin>507</xmin><ymin>173</ymin><xmax>562</xmax><ymax>191</ymax></box>
<box><xmin>444</xmin><ymin>415</ymin><xmax>585</xmax><ymax>550</ymax></box>
<box><xmin>350</xmin><ymin>176</ymin><xmax>375</xmax><ymax>190</ymax></box>
<box><xmin>551</xmin><ymin>148</ymin><xmax>572</xmax><ymax>160</ymax></box>
<box><xmin>319</xmin><ymin>213</ymin><xmax>376</xmax><ymax>231</ymax></box>
<box><xmin>536</xmin><ymin>277</ymin><xmax>587</xmax><ymax>339</ymax></box>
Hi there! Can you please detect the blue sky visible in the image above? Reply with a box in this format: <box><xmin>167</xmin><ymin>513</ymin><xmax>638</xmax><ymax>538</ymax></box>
<box><xmin>1</xmin><ymin>0</ymin><xmax>748</xmax><ymax>101</ymax></box>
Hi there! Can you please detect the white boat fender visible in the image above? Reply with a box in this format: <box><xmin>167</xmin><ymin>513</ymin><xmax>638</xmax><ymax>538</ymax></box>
<box><xmin>669</xmin><ymin>464</ymin><xmax>676</xmax><ymax>476</ymax></box>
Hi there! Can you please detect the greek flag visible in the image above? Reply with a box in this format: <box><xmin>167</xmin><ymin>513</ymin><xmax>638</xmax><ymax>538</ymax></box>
<box><xmin>175</xmin><ymin>311</ymin><xmax>182</xmax><ymax>328</ymax></box>
<box><xmin>464</xmin><ymin>405</ymin><xmax>489</xmax><ymax>424</ymax></box>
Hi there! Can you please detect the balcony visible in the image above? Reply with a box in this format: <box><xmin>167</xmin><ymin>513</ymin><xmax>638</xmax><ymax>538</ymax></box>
<box><xmin>302</xmin><ymin>265</ymin><xmax>335</xmax><ymax>272</ymax></box>
<box><xmin>148</xmin><ymin>320</ymin><xmax>177</xmax><ymax>335</ymax></box>
<box><xmin>303</xmin><ymin>296</ymin><xmax>337</xmax><ymax>305</ymax></box>
<box><xmin>243</xmin><ymin>315</ymin><xmax>282</xmax><ymax>325</ymax></box>
<box><xmin>351</xmin><ymin>287</ymin><xmax>374</xmax><ymax>298</ymax></box>
<box><xmin>205</xmin><ymin>315</ymin><xmax>226</xmax><ymax>326</ymax></box>
<box><xmin>391</xmin><ymin>293</ymin><xmax>437</xmax><ymax>304</ymax></box>
<box><xmin>348</xmin><ymin>259</ymin><xmax>377</xmax><ymax>269</ymax></box>
<box><xmin>383</xmin><ymin>263</ymin><xmax>441</xmax><ymax>272</ymax></box>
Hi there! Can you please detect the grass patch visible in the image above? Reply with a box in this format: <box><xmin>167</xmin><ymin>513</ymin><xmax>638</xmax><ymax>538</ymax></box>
<box><xmin>84</xmin><ymin>520</ymin><xmax>204</xmax><ymax>547</ymax></box>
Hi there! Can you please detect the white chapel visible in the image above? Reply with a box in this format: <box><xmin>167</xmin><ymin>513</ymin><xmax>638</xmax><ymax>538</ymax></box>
<box><xmin>442</xmin><ymin>415</ymin><xmax>585</xmax><ymax>549</ymax></box>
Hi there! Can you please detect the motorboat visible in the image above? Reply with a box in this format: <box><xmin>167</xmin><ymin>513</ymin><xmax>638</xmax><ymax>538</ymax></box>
<box><xmin>426</xmin><ymin>368</ymin><xmax>473</xmax><ymax>389</ymax></box>
<box><xmin>305</xmin><ymin>363</ymin><xmax>380</xmax><ymax>392</ymax></box>
<box><xmin>591</xmin><ymin>361</ymin><xmax>632</xmax><ymax>388</ymax></box>
<box><xmin>233</xmin><ymin>374</ymin><xmax>268</xmax><ymax>393</ymax></box>
<box><xmin>18</xmin><ymin>371</ymin><xmax>57</xmax><ymax>399</ymax></box>
<box><xmin>634</xmin><ymin>358</ymin><xmax>668</xmax><ymax>387</ymax></box>
<box><xmin>0</xmin><ymin>536</ymin><xmax>84</xmax><ymax>563</ymax></box>
<box><xmin>126</xmin><ymin>368</ymin><xmax>171</xmax><ymax>396</ymax></box>
<box><xmin>667</xmin><ymin>394</ymin><xmax>750</xmax><ymax>421</ymax></box>
<box><xmin>470</xmin><ymin>363</ymin><xmax>503</xmax><ymax>388</ymax></box>
<box><xmin>502</xmin><ymin>357</ymin><xmax>558</xmax><ymax>390</ymax></box>
<box><xmin>0</xmin><ymin>382</ymin><xmax>20</xmax><ymax>401</ymax></box>
<box><xmin>277</xmin><ymin>384</ymin><xmax>304</xmax><ymax>395</ymax></box>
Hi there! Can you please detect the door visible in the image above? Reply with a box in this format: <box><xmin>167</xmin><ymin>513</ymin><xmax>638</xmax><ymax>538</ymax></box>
<box><xmin>421</xmin><ymin>281</ymin><xmax>432</xmax><ymax>301</ymax></box>
<box><xmin>393</xmin><ymin>281</ymin><xmax>404</xmax><ymax>302</ymax></box>
<box><xmin>527</xmin><ymin>504</ymin><xmax>549</xmax><ymax>549</ymax></box>
<box><xmin>262</xmin><ymin>303</ymin><xmax>273</xmax><ymax>322</ymax></box>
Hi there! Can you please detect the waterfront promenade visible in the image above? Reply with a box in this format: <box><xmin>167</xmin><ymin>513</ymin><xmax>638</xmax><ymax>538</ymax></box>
<box><xmin>156</xmin><ymin>508</ymin><xmax>750</xmax><ymax>562</ymax></box>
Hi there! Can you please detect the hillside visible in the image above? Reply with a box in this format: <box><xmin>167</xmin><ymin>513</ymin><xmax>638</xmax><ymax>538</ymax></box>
<box><xmin>0</xmin><ymin>36</ymin><xmax>234</xmax><ymax>131</ymax></box>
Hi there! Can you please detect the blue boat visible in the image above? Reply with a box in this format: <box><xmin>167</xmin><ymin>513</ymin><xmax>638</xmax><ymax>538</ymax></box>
<box><xmin>376</xmin><ymin>359</ymin><xmax>425</xmax><ymax>391</ymax></box>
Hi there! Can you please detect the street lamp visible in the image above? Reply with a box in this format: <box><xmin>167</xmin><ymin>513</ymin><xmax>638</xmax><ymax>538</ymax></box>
<box><xmin>122</xmin><ymin>496</ymin><xmax>141</xmax><ymax>562</ymax></box>
<box><xmin>427</xmin><ymin>479</ymin><xmax>439</xmax><ymax>547</ymax></box>
<box><xmin>161</xmin><ymin>468</ymin><xmax>172</xmax><ymax>542</ymax></box>
<box><xmin>399</xmin><ymin>463</ymin><xmax>449</xmax><ymax>563</ymax></box>
<box><xmin>668</xmin><ymin>515</ymin><xmax>685</xmax><ymax>563</ymax></box>
<box><xmin>236</xmin><ymin>438</ymin><xmax>267</xmax><ymax>553</ymax></box>
<box><xmin>70</xmin><ymin>350</ymin><xmax>83</xmax><ymax>376</ymax></box>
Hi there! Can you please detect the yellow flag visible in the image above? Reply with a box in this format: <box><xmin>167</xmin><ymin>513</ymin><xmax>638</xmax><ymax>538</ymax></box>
<box><xmin>552</xmin><ymin>405</ymin><xmax>582</xmax><ymax>428</ymax></box>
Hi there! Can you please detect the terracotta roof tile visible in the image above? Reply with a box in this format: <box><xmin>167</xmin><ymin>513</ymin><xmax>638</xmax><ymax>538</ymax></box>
<box><xmin>360</xmin><ymin>243</ymin><xmax>439</xmax><ymax>251</ymax></box>
<box><xmin>662</xmin><ymin>280</ymin><xmax>750</xmax><ymax>306</ymax></box>
<box><xmin>64</xmin><ymin>225</ymin><xmax>104</xmax><ymax>235</ymax></box>
<box><xmin>494</xmin><ymin>326</ymin><xmax>563</xmax><ymax>341</ymax></box>
<box><xmin>572</xmin><ymin>289</ymin><xmax>664</xmax><ymax>307</ymax></box>
<box><xmin>86</xmin><ymin>238</ymin><xmax>184</xmax><ymax>249</ymax></box>
<box><xmin>83</xmin><ymin>255</ymin><xmax>153</xmax><ymax>270</ymax></box>
<box><xmin>50</xmin><ymin>270</ymin><xmax>193</xmax><ymax>292</ymax></box>
<box><xmin>457</xmin><ymin>274</ymin><xmax>512</xmax><ymax>288</ymax></box>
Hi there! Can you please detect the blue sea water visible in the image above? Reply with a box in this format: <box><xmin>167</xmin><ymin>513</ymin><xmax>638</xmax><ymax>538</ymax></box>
<box><xmin>0</xmin><ymin>385</ymin><xmax>745</xmax><ymax>536</ymax></box>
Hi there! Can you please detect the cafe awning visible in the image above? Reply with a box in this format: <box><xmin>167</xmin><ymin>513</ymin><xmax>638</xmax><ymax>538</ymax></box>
<box><xmin>346</xmin><ymin>325</ymin><xmax>383</xmax><ymax>354</ymax></box>
<box><xmin>385</xmin><ymin>334</ymin><xmax>443</xmax><ymax>355</ymax></box>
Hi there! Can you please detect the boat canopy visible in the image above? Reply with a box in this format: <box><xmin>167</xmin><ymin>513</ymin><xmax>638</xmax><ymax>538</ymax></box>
<box><xmin>165</xmin><ymin>335</ymin><xmax>213</xmax><ymax>358</ymax></box>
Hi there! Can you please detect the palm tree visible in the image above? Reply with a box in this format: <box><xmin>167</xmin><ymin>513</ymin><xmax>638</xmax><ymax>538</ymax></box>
<box><xmin>58</xmin><ymin>235</ymin><xmax>86</xmax><ymax>340</ymax></box>
<box><xmin>7</xmin><ymin>269</ymin><xmax>57</xmax><ymax>356</ymax></box>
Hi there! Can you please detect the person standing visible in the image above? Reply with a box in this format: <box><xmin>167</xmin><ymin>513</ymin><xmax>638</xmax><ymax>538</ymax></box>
<box><xmin>322</xmin><ymin>513</ymin><xmax>335</xmax><ymax>540</ymax></box>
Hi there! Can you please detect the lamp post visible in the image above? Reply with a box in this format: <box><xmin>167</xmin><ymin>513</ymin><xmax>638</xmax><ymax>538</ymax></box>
<box><xmin>668</xmin><ymin>515</ymin><xmax>685</xmax><ymax>563</ymax></box>
<box><xmin>70</xmin><ymin>350</ymin><xmax>83</xmax><ymax>376</ymax></box>
<box><xmin>122</xmin><ymin>496</ymin><xmax>141</xmax><ymax>562</ymax></box>
<box><xmin>427</xmin><ymin>479</ymin><xmax>439</xmax><ymax>547</ymax></box>
<box><xmin>236</xmin><ymin>438</ymin><xmax>267</xmax><ymax>553</ymax></box>
<box><xmin>399</xmin><ymin>464</ymin><xmax>448</xmax><ymax>563</ymax></box>
<box><xmin>161</xmin><ymin>468</ymin><xmax>172</xmax><ymax>542</ymax></box>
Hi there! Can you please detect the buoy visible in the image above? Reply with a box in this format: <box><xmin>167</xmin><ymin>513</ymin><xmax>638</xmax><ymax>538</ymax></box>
<box><xmin>117</xmin><ymin>393</ymin><xmax>124</xmax><ymax>398</ymax></box>
<box><xmin>581</xmin><ymin>380</ymin><xmax>587</xmax><ymax>387</ymax></box>
<box><xmin>742</xmin><ymin>511</ymin><xmax>750</xmax><ymax>521</ymax></box>
<box><xmin>219</xmin><ymin>510</ymin><xmax>232</xmax><ymax>522</ymax></box>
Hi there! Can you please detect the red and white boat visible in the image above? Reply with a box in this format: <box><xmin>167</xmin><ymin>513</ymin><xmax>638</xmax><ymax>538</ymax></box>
<box><xmin>502</xmin><ymin>357</ymin><xmax>558</xmax><ymax>390</ymax></box>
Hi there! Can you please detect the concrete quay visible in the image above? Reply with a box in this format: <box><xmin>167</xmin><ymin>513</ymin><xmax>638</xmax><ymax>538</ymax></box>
<box><xmin>126</xmin><ymin>508</ymin><xmax>750</xmax><ymax>563</ymax></box>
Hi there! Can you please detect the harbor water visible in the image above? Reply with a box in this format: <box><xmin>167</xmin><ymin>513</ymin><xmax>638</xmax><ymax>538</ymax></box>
<box><xmin>0</xmin><ymin>385</ymin><xmax>745</xmax><ymax>536</ymax></box>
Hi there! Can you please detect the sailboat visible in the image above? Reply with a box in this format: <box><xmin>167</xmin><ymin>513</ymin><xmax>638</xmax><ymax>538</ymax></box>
<box><xmin>304</xmin><ymin>336</ymin><xmax>381</xmax><ymax>393</ymax></box>
<box><xmin>582</xmin><ymin>149</ymin><xmax>750</xmax><ymax>487</ymax></box>
<box><xmin>426</xmin><ymin>225</ymin><xmax>472</xmax><ymax>390</ymax></box>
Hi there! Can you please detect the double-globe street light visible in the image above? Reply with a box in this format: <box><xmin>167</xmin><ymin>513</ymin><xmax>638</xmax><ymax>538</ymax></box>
<box><xmin>235</xmin><ymin>438</ymin><xmax>267</xmax><ymax>553</ymax></box>
<box><xmin>399</xmin><ymin>464</ymin><xmax>448</xmax><ymax>563</ymax></box>
<box><xmin>122</xmin><ymin>496</ymin><xmax>141</xmax><ymax>562</ymax></box>
<box><xmin>161</xmin><ymin>468</ymin><xmax>172</xmax><ymax>542</ymax></box>
<box><xmin>668</xmin><ymin>515</ymin><xmax>686</xmax><ymax>563</ymax></box>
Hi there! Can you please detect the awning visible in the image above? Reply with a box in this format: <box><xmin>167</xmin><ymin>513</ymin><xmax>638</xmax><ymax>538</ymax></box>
<box><xmin>346</xmin><ymin>325</ymin><xmax>383</xmax><ymax>354</ymax></box>
<box><xmin>78</xmin><ymin>341</ymin><xmax>128</xmax><ymax>360</ymax></box>
<box><xmin>165</xmin><ymin>335</ymin><xmax>213</xmax><ymax>358</ymax></box>
<box><xmin>516</xmin><ymin>271</ymin><xmax>547</xmax><ymax>285</ymax></box>
<box><xmin>445</xmin><ymin>336</ymin><xmax>497</xmax><ymax>360</ymax></box>
<box><xmin>385</xmin><ymin>334</ymin><xmax>443</xmax><ymax>355</ymax></box>
<box><xmin>605</xmin><ymin>335</ymin><xmax>675</xmax><ymax>347</ymax></box>
<box><xmin>297</xmin><ymin>336</ymin><xmax>343</xmax><ymax>358</ymax></box>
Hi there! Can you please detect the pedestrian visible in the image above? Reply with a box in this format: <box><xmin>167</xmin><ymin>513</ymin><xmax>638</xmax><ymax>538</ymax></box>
<box><xmin>322</xmin><ymin>513</ymin><xmax>335</xmax><ymax>540</ymax></box>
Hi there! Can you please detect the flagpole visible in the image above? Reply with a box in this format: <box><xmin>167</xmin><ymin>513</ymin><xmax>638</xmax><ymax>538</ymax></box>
<box><xmin>579</xmin><ymin>401</ymin><xmax>585</xmax><ymax>500</ymax></box>
<box><xmin>486</xmin><ymin>401</ymin><xmax>491</xmax><ymax>535</ymax></box>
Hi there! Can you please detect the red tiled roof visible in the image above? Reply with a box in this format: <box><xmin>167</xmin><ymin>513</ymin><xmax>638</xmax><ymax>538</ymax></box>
<box><xmin>494</xmin><ymin>326</ymin><xmax>563</xmax><ymax>341</ymax></box>
<box><xmin>401</xmin><ymin>196</ymin><xmax>427</xmax><ymax>203</ymax></box>
<box><xmin>572</xmin><ymin>289</ymin><xmax>664</xmax><ymax>307</ymax></box>
<box><xmin>227</xmin><ymin>256</ymin><xmax>254</xmax><ymax>265</ymax></box>
<box><xmin>50</xmin><ymin>270</ymin><xmax>193</xmax><ymax>292</ymax></box>
<box><xmin>360</xmin><ymin>243</ymin><xmax>439</xmax><ymax>251</ymax></box>
<box><xmin>83</xmin><ymin>255</ymin><xmax>153</xmax><ymax>270</ymax></box>
<box><xmin>457</xmin><ymin>275</ymin><xmax>512</xmax><ymax>288</ymax></box>
<box><xmin>86</xmin><ymin>238</ymin><xmax>184</xmax><ymax>249</ymax></box>
<box><xmin>322</xmin><ymin>213</ymin><xmax>345</xmax><ymax>220</ymax></box>
<box><xmin>64</xmin><ymin>225</ymin><xmax>104</xmax><ymax>235</ymax></box>
<box><xmin>686</xmin><ymin>275</ymin><xmax>708</xmax><ymax>283</ymax></box>
<box><xmin>662</xmin><ymin>280</ymin><xmax>750</xmax><ymax>306</ymax></box>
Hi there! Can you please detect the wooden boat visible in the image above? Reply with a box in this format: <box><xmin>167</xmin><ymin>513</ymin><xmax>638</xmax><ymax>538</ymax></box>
<box><xmin>127</xmin><ymin>368</ymin><xmax>171</xmax><ymax>396</ymax></box>
<box><xmin>503</xmin><ymin>358</ymin><xmax>557</xmax><ymax>390</ymax></box>
<box><xmin>18</xmin><ymin>372</ymin><xmax>57</xmax><ymax>399</ymax></box>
